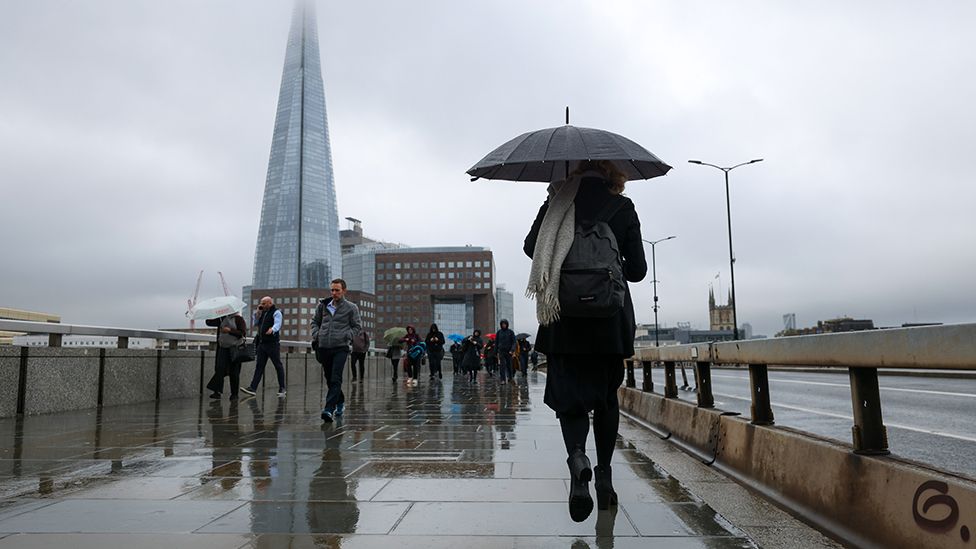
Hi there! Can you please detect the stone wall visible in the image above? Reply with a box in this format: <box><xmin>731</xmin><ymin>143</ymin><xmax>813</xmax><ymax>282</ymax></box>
<box><xmin>0</xmin><ymin>348</ymin><xmax>387</xmax><ymax>418</ymax></box>
<box><xmin>0</xmin><ymin>347</ymin><xmax>21</xmax><ymax>418</ymax></box>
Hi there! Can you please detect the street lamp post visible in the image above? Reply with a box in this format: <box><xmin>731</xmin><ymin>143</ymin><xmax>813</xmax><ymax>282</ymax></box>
<box><xmin>688</xmin><ymin>158</ymin><xmax>763</xmax><ymax>340</ymax></box>
<box><xmin>642</xmin><ymin>236</ymin><xmax>677</xmax><ymax>347</ymax></box>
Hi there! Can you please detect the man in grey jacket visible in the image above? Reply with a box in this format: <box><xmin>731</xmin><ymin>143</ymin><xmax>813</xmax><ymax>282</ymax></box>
<box><xmin>311</xmin><ymin>278</ymin><xmax>362</xmax><ymax>422</ymax></box>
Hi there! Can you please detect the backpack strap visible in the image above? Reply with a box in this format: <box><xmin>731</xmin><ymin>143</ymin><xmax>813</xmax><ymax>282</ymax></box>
<box><xmin>593</xmin><ymin>196</ymin><xmax>625</xmax><ymax>223</ymax></box>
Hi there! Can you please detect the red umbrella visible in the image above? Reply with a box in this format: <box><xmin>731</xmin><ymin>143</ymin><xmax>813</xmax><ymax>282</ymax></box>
<box><xmin>487</xmin><ymin>333</ymin><xmax>496</xmax><ymax>340</ymax></box>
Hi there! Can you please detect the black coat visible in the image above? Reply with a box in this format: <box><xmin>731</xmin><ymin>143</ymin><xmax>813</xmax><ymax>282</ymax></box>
<box><xmin>495</xmin><ymin>328</ymin><xmax>516</xmax><ymax>354</ymax></box>
<box><xmin>461</xmin><ymin>335</ymin><xmax>483</xmax><ymax>372</ymax></box>
<box><xmin>425</xmin><ymin>330</ymin><xmax>445</xmax><ymax>353</ymax></box>
<box><xmin>523</xmin><ymin>179</ymin><xmax>647</xmax><ymax>356</ymax></box>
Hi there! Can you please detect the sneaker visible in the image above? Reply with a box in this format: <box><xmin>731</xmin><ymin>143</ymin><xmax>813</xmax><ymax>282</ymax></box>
<box><xmin>277</xmin><ymin>390</ymin><xmax>286</xmax><ymax>397</ymax></box>
<box><xmin>209</xmin><ymin>392</ymin><xmax>221</xmax><ymax>399</ymax></box>
<box><xmin>321</xmin><ymin>409</ymin><xmax>333</xmax><ymax>422</ymax></box>
<box><xmin>335</xmin><ymin>403</ymin><xmax>345</xmax><ymax>417</ymax></box>
<box><xmin>240</xmin><ymin>386</ymin><xmax>256</xmax><ymax>396</ymax></box>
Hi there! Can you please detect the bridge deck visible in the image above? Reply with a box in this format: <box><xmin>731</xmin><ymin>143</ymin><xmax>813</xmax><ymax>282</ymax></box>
<box><xmin>0</xmin><ymin>369</ymin><xmax>757</xmax><ymax>548</ymax></box>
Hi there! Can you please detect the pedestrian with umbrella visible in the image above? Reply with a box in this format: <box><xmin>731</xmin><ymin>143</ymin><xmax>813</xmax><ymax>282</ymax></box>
<box><xmin>383</xmin><ymin>327</ymin><xmax>407</xmax><ymax>382</ymax></box>
<box><xmin>190</xmin><ymin>296</ymin><xmax>248</xmax><ymax>401</ymax></box>
<box><xmin>482</xmin><ymin>333</ymin><xmax>497</xmax><ymax>377</ymax></box>
<box><xmin>468</xmin><ymin>115</ymin><xmax>668</xmax><ymax>522</ymax></box>
<box><xmin>447</xmin><ymin>334</ymin><xmax>464</xmax><ymax>375</ymax></box>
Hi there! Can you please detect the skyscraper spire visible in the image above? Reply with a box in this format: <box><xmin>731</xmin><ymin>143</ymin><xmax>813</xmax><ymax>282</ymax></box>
<box><xmin>252</xmin><ymin>0</ymin><xmax>341</xmax><ymax>290</ymax></box>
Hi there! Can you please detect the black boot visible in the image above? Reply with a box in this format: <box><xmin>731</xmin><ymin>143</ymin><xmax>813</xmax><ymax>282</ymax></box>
<box><xmin>567</xmin><ymin>447</ymin><xmax>593</xmax><ymax>522</ymax></box>
<box><xmin>594</xmin><ymin>465</ymin><xmax>618</xmax><ymax>510</ymax></box>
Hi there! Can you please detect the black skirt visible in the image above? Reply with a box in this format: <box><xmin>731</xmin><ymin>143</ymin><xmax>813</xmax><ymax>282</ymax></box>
<box><xmin>543</xmin><ymin>354</ymin><xmax>625</xmax><ymax>417</ymax></box>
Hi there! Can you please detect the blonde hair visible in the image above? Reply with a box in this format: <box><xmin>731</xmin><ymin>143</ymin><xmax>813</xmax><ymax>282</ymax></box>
<box><xmin>571</xmin><ymin>160</ymin><xmax>627</xmax><ymax>195</ymax></box>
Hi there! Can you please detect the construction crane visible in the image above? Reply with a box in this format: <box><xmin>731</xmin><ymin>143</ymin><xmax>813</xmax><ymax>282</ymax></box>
<box><xmin>186</xmin><ymin>270</ymin><xmax>204</xmax><ymax>330</ymax></box>
<box><xmin>217</xmin><ymin>271</ymin><xmax>231</xmax><ymax>296</ymax></box>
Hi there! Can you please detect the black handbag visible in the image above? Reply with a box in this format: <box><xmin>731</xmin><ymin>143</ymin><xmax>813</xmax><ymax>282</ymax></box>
<box><xmin>231</xmin><ymin>339</ymin><xmax>255</xmax><ymax>363</ymax></box>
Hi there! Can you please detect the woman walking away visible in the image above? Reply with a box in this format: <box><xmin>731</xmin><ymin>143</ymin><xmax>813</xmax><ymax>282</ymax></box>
<box><xmin>386</xmin><ymin>344</ymin><xmax>401</xmax><ymax>382</ymax></box>
<box><xmin>425</xmin><ymin>323</ymin><xmax>446</xmax><ymax>380</ymax></box>
<box><xmin>399</xmin><ymin>325</ymin><xmax>422</xmax><ymax>386</ymax></box>
<box><xmin>523</xmin><ymin>160</ymin><xmax>647</xmax><ymax>522</ymax></box>
<box><xmin>460</xmin><ymin>329</ymin><xmax>483</xmax><ymax>383</ymax></box>
<box><xmin>205</xmin><ymin>312</ymin><xmax>248</xmax><ymax>400</ymax></box>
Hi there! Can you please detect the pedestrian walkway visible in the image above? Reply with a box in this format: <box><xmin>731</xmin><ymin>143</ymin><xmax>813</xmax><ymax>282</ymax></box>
<box><xmin>0</xmin><ymin>369</ymin><xmax>758</xmax><ymax>548</ymax></box>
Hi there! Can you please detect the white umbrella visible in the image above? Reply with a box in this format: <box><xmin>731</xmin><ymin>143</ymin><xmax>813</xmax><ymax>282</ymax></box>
<box><xmin>188</xmin><ymin>295</ymin><xmax>246</xmax><ymax>321</ymax></box>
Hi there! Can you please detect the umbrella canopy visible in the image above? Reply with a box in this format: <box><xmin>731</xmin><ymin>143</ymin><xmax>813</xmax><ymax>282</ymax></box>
<box><xmin>187</xmin><ymin>295</ymin><xmax>245</xmax><ymax>321</ymax></box>
<box><xmin>383</xmin><ymin>327</ymin><xmax>408</xmax><ymax>345</ymax></box>
<box><xmin>516</xmin><ymin>333</ymin><xmax>532</xmax><ymax>340</ymax></box>
<box><xmin>467</xmin><ymin>124</ymin><xmax>671</xmax><ymax>183</ymax></box>
<box><xmin>447</xmin><ymin>333</ymin><xmax>465</xmax><ymax>343</ymax></box>
<box><xmin>486</xmin><ymin>333</ymin><xmax>497</xmax><ymax>340</ymax></box>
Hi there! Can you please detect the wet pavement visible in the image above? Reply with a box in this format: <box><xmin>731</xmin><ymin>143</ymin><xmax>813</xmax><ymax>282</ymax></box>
<box><xmin>0</xmin><ymin>369</ymin><xmax>756</xmax><ymax>548</ymax></box>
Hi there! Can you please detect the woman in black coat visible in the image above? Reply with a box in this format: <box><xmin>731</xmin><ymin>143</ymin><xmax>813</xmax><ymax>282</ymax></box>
<box><xmin>205</xmin><ymin>313</ymin><xmax>248</xmax><ymax>400</ymax></box>
<box><xmin>524</xmin><ymin>160</ymin><xmax>647</xmax><ymax>521</ymax></box>
<box><xmin>460</xmin><ymin>330</ymin><xmax>483</xmax><ymax>383</ymax></box>
<box><xmin>424</xmin><ymin>323</ymin><xmax>446</xmax><ymax>380</ymax></box>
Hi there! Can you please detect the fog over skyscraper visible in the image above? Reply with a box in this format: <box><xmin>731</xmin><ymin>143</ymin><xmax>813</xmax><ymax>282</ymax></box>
<box><xmin>251</xmin><ymin>0</ymin><xmax>341</xmax><ymax>290</ymax></box>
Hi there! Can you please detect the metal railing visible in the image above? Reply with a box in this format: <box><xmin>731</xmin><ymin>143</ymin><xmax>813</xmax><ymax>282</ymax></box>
<box><xmin>0</xmin><ymin>319</ymin><xmax>311</xmax><ymax>350</ymax></box>
<box><xmin>628</xmin><ymin>323</ymin><xmax>976</xmax><ymax>455</ymax></box>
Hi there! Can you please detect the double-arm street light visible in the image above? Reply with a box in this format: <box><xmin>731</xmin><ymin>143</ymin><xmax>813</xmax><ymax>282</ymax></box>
<box><xmin>642</xmin><ymin>236</ymin><xmax>677</xmax><ymax>347</ymax></box>
<box><xmin>688</xmin><ymin>158</ymin><xmax>763</xmax><ymax>340</ymax></box>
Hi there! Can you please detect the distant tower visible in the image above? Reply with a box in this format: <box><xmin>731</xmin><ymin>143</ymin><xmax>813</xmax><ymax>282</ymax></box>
<box><xmin>709</xmin><ymin>288</ymin><xmax>734</xmax><ymax>331</ymax></box>
<box><xmin>251</xmin><ymin>0</ymin><xmax>341</xmax><ymax>290</ymax></box>
<box><xmin>495</xmin><ymin>284</ymin><xmax>515</xmax><ymax>330</ymax></box>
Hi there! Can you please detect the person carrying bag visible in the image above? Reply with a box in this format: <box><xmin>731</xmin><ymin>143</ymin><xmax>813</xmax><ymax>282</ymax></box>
<box><xmin>205</xmin><ymin>313</ymin><xmax>248</xmax><ymax>400</ymax></box>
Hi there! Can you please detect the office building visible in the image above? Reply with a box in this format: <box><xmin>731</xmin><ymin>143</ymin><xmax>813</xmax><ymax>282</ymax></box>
<box><xmin>251</xmin><ymin>1</ymin><xmax>341</xmax><ymax>292</ymax></box>
<box><xmin>495</xmin><ymin>284</ymin><xmax>515</xmax><ymax>330</ymax></box>
<box><xmin>374</xmin><ymin>247</ymin><xmax>495</xmax><ymax>343</ymax></box>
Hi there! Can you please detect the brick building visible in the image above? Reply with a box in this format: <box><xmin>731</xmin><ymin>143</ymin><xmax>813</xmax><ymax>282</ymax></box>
<box><xmin>373</xmin><ymin>247</ymin><xmax>495</xmax><ymax>344</ymax></box>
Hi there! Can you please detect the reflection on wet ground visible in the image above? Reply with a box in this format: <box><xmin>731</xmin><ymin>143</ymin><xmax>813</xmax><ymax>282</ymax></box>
<box><xmin>0</xmin><ymin>369</ymin><xmax>756</xmax><ymax>548</ymax></box>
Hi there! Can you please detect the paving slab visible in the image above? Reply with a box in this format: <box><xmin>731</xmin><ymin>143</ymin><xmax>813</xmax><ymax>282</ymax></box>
<box><xmin>0</xmin><ymin>370</ymin><xmax>808</xmax><ymax>546</ymax></box>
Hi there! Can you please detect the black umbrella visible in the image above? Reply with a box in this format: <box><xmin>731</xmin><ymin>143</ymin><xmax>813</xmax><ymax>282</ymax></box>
<box><xmin>468</xmin><ymin>112</ymin><xmax>671</xmax><ymax>183</ymax></box>
<box><xmin>516</xmin><ymin>333</ymin><xmax>532</xmax><ymax>339</ymax></box>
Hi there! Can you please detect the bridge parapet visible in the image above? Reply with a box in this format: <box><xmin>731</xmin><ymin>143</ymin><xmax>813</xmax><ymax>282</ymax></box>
<box><xmin>0</xmin><ymin>319</ymin><xmax>313</xmax><ymax>350</ymax></box>
<box><xmin>631</xmin><ymin>322</ymin><xmax>976</xmax><ymax>454</ymax></box>
<box><xmin>620</xmin><ymin>323</ymin><xmax>976</xmax><ymax>549</ymax></box>
<box><xmin>0</xmin><ymin>319</ymin><xmax>358</xmax><ymax>418</ymax></box>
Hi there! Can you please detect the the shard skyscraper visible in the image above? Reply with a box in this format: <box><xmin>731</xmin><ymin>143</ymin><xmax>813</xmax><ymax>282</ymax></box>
<box><xmin>251</xmin><ymin>0</ymin><xmax>341</xmax><ymax>290</ymax></box>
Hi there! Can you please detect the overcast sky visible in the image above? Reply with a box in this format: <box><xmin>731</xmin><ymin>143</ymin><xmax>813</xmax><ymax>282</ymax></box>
<box><xmin>2</xmin><ymin>1</ymin><xmax>975</xmax><ymax>337</ymax></box>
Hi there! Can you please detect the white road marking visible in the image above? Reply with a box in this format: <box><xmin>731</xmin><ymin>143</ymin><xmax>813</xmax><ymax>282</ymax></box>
<box><xmin>712</xmin><ymin>391</ymin><xmax>976</xmax><ymax>444</ymax></box>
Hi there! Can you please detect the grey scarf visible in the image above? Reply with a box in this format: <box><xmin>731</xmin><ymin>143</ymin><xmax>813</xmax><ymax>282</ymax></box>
<box><xmin>525</xmin><ymin>175</ymin><xmax>581</xmax><ymax>326</ymax></box>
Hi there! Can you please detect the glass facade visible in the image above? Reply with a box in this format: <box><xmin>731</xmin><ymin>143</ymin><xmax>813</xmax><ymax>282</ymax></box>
<box><xmin>434</xmin><ymin>298</ymin><xmax>474</xmax><ymax>337</ymax></box>
<box><xmin>252</xmin><ymin>1</ymin><xmax>341</xmax><ymax>290</ymax></box>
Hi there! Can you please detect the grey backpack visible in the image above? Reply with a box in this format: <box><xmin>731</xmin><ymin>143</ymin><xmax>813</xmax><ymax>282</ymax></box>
<box><xmin>558</xmin><ymin>198</ymin><xmax>626</xmax><ymax>318</ymax></box>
